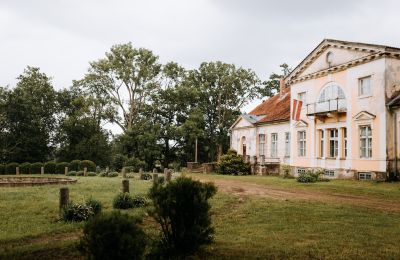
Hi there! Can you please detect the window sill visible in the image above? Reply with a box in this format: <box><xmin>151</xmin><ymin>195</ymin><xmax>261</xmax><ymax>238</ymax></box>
<box><xmin>358</xmin><ymin>95</ymin><xmax>372</xmax><ymax>99</ymax></box>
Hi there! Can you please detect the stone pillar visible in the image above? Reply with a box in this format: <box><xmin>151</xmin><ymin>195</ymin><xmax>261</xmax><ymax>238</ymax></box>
<box><xmin>252</xmin><ymin>156</ymin><xmax>257</xmax><ymax>165</ymax></box>
<box><xmin>139</xmin><ymin>168</ymin><xmax>143</xmax><ymax>174</ymax></box>
<box><xmin>59</xmin><ymin>187</ymin><xmax>69</xmax><ymax>213</ymax></box>
<box><xmin>106</xmin><ymin>166</ymin><xmax>109</xmax><ymax>173</ymax></box>
<box><xmin>260</xmin><ymin>155</ymin><xmax>265</xmax><ymax>165</ymax></box>
<box><xmin>152</xmin><ymin>173</ymin><xmax>158</xmax><ymax>184</ymax></box>
<box><xmin>16</xmin><ymin>167</ymin><xmax>19</xmax><ymax>175</ymax></box>
<box><xmin>122</xmin><ymin>179</ymin><xmax>129</xmax><ymax>193</ymax></box>
<box><xmin>41</xmin><ymin>166</ymin><xmax>44</xmax><ymax>175</ymax></box>
<box><xmin>164</xmin><ymin>168</ymin><xmax>168</xmax><ymax>174</ymax></box>
<box><xmin>166</xmin><ymin>170</ymin><xmax>172</xmax><ymax>183</ymax></box>
<box><xmin>324</xmin><ymin>129</ymin><xmax>329</xmax><ymax>158</ymax></box>
<box><xmin>84</xmin><ymin>167</ymin><xmax>88</xmax><ymax>177</ymax></box>
<box><xmin>64</xmin><ymin>166</ymin><xmax>68</xmax><ymax>176</ymax></box>
<box><xmin>122</xmin><ymin>167</ymin><xmax>126</xmax><ymax>178</ymax></box>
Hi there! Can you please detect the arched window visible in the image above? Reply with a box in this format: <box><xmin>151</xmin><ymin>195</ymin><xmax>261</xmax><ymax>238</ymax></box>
<box><xmin>318</xmin><ymin>85</ymin><xmax>345</xmax><ymax>102</ymax></box>
<box><xmin>241</xmin><ymin>136</ymin><xmax>247</xmax><ymax>156</ymax></box>
<box><xmin>315</xmin><ymin>84</ymin><xmax>347</xmax><ymax>113</ymax></box>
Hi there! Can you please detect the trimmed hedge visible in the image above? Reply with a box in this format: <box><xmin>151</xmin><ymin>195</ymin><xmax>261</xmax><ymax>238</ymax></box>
<box><xmin>81</xmin><ymin>160</ymin><xmax>96</xmax><ymax>172</ymax></box>
<box><xmin>44</xmin><ymin>161</ymin><xmax>56</xmax><ymax>174</ymax></box>
<box><xmin>5</xmin><ymin>162</ymin><xmax>19</xmax><ymax>175</ymax></box>
<box><xmin>30</xmin><ymin>162</ymin><xmax>43</xmax><ymax>174</ymax></box>
<box><xmin>70</xmin><ymin>160</ymin><xmax>82</xmax><ymax>171</ymax></box>
<box><xmin>20</xmin><ymin>162</ymin><xmax>31</xmax><ymax>174</ymax></box>
<box><xmin>56</xmin><ymin>162</ymin><xmax>70</xmax><ymax>174</ymax></box>
<box><xmin>0</xmin><ymin>164</ymin><xmax>5</xmax><ymax>175</ymax></box>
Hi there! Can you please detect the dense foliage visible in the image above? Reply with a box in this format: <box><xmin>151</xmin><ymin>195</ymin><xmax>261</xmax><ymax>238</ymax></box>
<box><xmin>78</xmin><ymin>212</ymin><xmax>147</xmax><ymax>260</ymax></box>
<box><xmin>61</xmin><ymin>202</ymin><xmax>94</xmax><ymax>222</ymax></box>
<box><xmin>148</xmin><ymin>177</ymin><xmax>217</xmax><ymax>257</ymax></box>
<box><xmin>113</xmin><ymin>193</ymin><xmax>135</xmax><ymax>209</ymax></box>
<box><xmin>217</xmin><ymin>149</ymin><xmax>251</xmax><ymax>175</ymax></box>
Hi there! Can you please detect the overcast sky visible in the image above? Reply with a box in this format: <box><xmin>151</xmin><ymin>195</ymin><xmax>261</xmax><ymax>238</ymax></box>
<box><xmin>1</xmin><ymin>0</ymin><xmax>399</xmax><ymax>118</ymax></box>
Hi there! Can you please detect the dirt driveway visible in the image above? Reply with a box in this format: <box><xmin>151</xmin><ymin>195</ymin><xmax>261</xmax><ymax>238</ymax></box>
<box><xmin>194</xmin><ymin>175</ymin><xmax>400</xmax><ymax>213</ymax></box>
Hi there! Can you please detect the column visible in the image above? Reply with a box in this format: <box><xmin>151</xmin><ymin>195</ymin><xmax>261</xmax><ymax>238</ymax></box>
<box><xmin>324</xmin><ymin>129</ymin><xmax>329</xmax><ymax>158</ymax></box>
<box><xmin>338</xmin><ymin>127</ymin><xmax>343</xmax><ymax>159</ymax></box>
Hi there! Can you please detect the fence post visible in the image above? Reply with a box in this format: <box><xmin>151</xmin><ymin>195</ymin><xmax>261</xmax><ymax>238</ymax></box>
<box><xmin>122</xmin><ymin>179</ymin><xmax>129</xmax><ymax>193</ymax></box>
<box><xmin>84</xmin><ymin>167</ymin><xmax>87</xmax><ymax>177</ymax></box>
<box><xmin>64</xmin><ymin>166</ymin><xmax>68</xmax><ymax>176</ymax></box>
<box><xmin>41</xmin><ymin>166</ymin><xmax>44</xmax><ymax>175</ymax></box>
<box><xmin>122</xmin><ymin>167</ymin><xmax>126</xmax><ymax>178</ymax></box>
<box><xmin>59</xmin><ymin>187</ymin><xmax>69</xmax><ymax>214</ymax></box>
<box><xmin>152</xmin><ymin>172</ymin><xmax>158</xmax><ymax>184</ymax></box>
<box><xmin>16</xmin><ymin>167</ymin><xmax>19</xmax><ymax>175</ymax></box>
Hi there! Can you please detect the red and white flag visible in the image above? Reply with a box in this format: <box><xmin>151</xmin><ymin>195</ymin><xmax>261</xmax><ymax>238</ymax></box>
<box><xmin>292</xmin><ymin>99</ymin><xmax>302</xmax><ymax>121</ymax></box>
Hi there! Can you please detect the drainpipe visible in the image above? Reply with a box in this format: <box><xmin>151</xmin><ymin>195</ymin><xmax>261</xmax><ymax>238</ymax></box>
<box><xmin>394</xmin><ymin>112</ymin><xmax>398</xmax><ymax>179</ymax></box>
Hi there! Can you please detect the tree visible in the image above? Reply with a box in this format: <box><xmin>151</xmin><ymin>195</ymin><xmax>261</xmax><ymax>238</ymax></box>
<box><xmin>75</xmin><ymin>42</ymin><xmax>162</xmax><ymax>132</ymax></box>
<box><xmin>187</xmin><ymin>61</ymin><xmax>260</xmax><ymax>161</ymax></box>
<box><xmin>2</xmin><ymin>67</ymin><xmax>57</xmax><ymax>162</ymax></box>
<box><xmin>257</xmin><ymin>63</ymin><xmax>292</xmax><ymax>97</ymax></box>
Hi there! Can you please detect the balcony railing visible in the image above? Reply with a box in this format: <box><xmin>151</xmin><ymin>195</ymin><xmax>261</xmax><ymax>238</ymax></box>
<box><xmin>306</xmin><ymin>98</ymin><xmax>347</xmax><ymax>116</ymax></box>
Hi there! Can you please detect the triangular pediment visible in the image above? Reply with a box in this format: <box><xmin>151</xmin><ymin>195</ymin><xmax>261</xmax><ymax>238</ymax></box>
<box><xmin>230</xmin><ymin>116</ymin><xmax>254</xmax><ymax>130</ymax></box>
<box><xmin>353</xmin><ymin>111</ymin><xmax>376</xmax><ymax>121</ymax></box>
<box><xmin>286</xmin><ymin>39</ymin><xmax>400</xmax><ymax>84</ymax></box>
<box><xmin>294</xmin><ymin>119</ymin><xmax>308</xmax><ymax>128</ymax></box>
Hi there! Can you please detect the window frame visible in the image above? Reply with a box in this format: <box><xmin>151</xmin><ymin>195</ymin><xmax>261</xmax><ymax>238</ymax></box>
<box><xmin>358</xmin><ymin>76</ymin><xmax>372</xmax><ymax>97</ymax></box>
<box><xmin>359</xmin><ymin>125</ymin><xmax>372</xmax><ymax>158</ymax></box>
<box><xmin>298</xmin><ymin>131</ymin><xmax>306</xmax><ymax>157</ymax></box>
<box><xmin>258</xmin><ymin>134</ymin><xmax>266</xmax><ymax>156</ymax></box>
<box><xmin>271</xmin><ymin>133</ymin><xmax>278</xmax><ymax>158</ymax></box>
<box><xmin>324</xmin><ymin>170</ymin><xmax>335</xmax><ymax>177</ymax></box>
<box><xmin>329</xmin><ymin>129</ymin><xmax>339</xmax><ymax>158</ymax></box>
<box><xmin>297</xmin><ymin>91</ymin><xmax>307</xmax><ymax>104</ymax></box>
<box><xmin>359</xmin><ymin>172</ymin><xmax>372</xmax><ymax>180</ymax></box>
<box><xmin>284</xmin><ymin>132</ymin><xmax>290</xmax><ymax>157</ymax></box>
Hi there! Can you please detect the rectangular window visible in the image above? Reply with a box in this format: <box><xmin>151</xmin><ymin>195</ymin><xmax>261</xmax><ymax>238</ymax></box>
<box><xmin>259</xmin><ymin>134</ymin><xmax>266</xmax><ymax>156</ymax></box>
<box><xmin>360</xmin><ymin>125</ymin><xmax>372</xmax><ymax>158</ymax></box>
<box><xmin>271</xmin><ymin>133</ymin><xmax>278</xmax><ymax>158</ymax></box>
<box><xmin>298</xmin><ymin>92</ymin><xmax>306</xmax><ymax>104</ymax></box>
<box><xmin>319</xmin><ymin>130</ymin><xmax>324</xmax><ymax>157</ymax></box>
<box><xmin>324</xmin><ymin>170</ymin><xmax>335</xmax><ymax>177</ymax></box>
<box><xmin>359</xmin><ymin>76</ymin><xmax>371</xmax><ymax>96</ymax></box>
<box><xmin>329</xmin><ymin>129</ymin><xmax>338</xmax><ymax>158</ymax></box>
<box><xmin>344</xmin><ymin>128</ymin><xmax>348</xmax><ymax>158</ymax></box>
<box><xmin>297</xmin><ymin>168</ymin><xmax>306</xmax><ymax>175</ymax></box>
<box><xmin>298</xmin><ymin>131</ymin><xmax>306</xmax><ymax>157</ymax></box>
<box><xmin>285</xmin><ymin>132</ymin><xmax>290</xmax><ymax>156</ymax></box>
<box><xmin>359</xmin><ymin>172</ymin><xmax>372</xmax><ymax>180</ymax></box>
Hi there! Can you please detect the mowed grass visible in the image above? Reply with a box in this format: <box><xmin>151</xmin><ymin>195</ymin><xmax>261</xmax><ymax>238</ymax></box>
<box><xmin>1</xmin><ymin>174</ymin><xmax>400</xmax><ymax>259</ymax></box>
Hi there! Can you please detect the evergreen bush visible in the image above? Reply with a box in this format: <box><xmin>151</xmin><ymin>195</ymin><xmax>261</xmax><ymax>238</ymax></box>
<box><xmin>19</xmin><ymin>162</ymin><xmax>31</xmax><ymax>174</ymax></box>
<box><xmin>44</xmin><ymin>161</ymin><xmax>56</xmax><ymax>174</ymax></box>
<box><xmin>113</xmin><ymin>193</ymin><xmax>135</xmax><ymax>209</ymax></box>
<box><xmin>70</xmin><ymin>160</ymin><xmax>81</xmax><ymax>171</ymax></box>
<box><xmin>81</xmin><ymin>160</ymin><xmax>96</xmax><ymax>172</ymax></box>
<box><xmin>124</xmin><ymin>157</ymin><xmax>147</xmax><ymax>172</ymax></box>
<box><xmin>30</xmin><ymin>162</ymin><xmax>43</xmax><ymax>174</ymax></box>
<box><xmin>5</xmin><ymin>162</ymin><xmax>19</xmax><ymax>174</ymax></box>
<box><xmin>56</xmin><ymin>162</ymin><xmax>69</xmax><ymax>174</ymax></box>
<box><xmin>62</xmin><ymin>202</ymin><xmax>94</xmax><ymax>222</ymax></box>
<box><xmin>86</xmin><ymin>198</ymin><xmax>102</xmax><ymax>215</ymax></box>
<box><xmin>0</xmin><ymin>164</ymin><xmax>5</xmax><ymax>175</ymax></box>
<box><xmin>217</xmin><ymin>149</ymin><xmax>250</xmax><ymax>175</ymax></box>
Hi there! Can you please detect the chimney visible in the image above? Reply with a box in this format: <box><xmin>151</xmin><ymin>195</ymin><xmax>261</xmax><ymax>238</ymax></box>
<box><xmin>279</xmin><ymin>78</ymin><xmax>285</xmax><ymax>96</ymax></box>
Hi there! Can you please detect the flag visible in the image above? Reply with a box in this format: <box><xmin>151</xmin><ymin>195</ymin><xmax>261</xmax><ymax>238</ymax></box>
<box><xmin>292</xmin><ymin>99</ymin><xmax>303</xmax><ymax>121</ymax></box>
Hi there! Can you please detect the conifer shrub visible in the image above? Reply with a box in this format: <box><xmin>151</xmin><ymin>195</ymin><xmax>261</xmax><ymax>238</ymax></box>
<box><xmin>19</xmin><ymin>162</ymin><xmax>31</xmax><ymax>174</ymax></box>
<box><xmin>0</xmin><ymin>164</ymin><xmax>5</xmax><ymax>175</ymax></box>
<box><xmin>62</xmin><ymin>202</ymin><xmax>94</xmax><ymax>222</ymax></box>
<box><xmin>56</xmin><ymin>162</ymin><xmax>69</xmax><ymax>174</ymax></box>
<box><xmin>107</xmin><ymin>171</ymin><xmax>119</xmax><ymax>177</ymax></box>
<box><xmin>217</xmin><ymin>149</ymin><xmax>250</xmax><ymax>175</ymax></box>
<box><xmin>67</xmin><ymin>171</ymin><xmax>77</xmax><ymax>176</ymax></box>
<box><xmin>85</xmin><ymin>198</ymin><xmax>102</xmax><ymax>215</ymax></box>
<box><xmin>5</xmin><ymin>162</ymin><xmax>19</xmax><ymax>174</ymax></box>
<box><xmin>81</xmin><ymin>160</ymin><xmax>96</xmax><ymax>172</ymax></box>
<box><xmin>78</xmin><ymin>212</ymin><xmax>147</xmax><ymax>260</ymax></box>
<box><xmin>148</xmin><ymin>177</ymin><xmax>217</xmax><ymax>258</ymax></box>
<box><xmin>44</xmin><ymin>161</ymin><xmax>56</xmax><ymax>174</ymax></box>
<box><xmin>87</xmin><ymin>172</ymin><xmax>96</xmax><ymax>177</ymax></box>
<box><xmin>30</xmin><ymin>162</ymin><xmax>43</xmax><ymax>174</ymax></box>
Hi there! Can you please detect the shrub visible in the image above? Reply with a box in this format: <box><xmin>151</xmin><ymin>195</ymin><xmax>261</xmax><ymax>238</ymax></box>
<box><xmin>62</xmin><ymin>202</ymin><xmax>94</xmax><ymax>222</ymax></box>
<box><xmin>81</xmin><ymin>160</ymin><xmax>96</xmax><ymax>172</ymax></box>
<box><xmin>44</xmin><ymin>161</ymin><xmax>56</xmax><ymax>174</ymax></box>
<box><xmin>86</xmin><ymin>198</ymin><xmax>102</xmax><ymax>215</ymax></box>
<box><xmin>30</xmin><ymin>162</ymin><xmax>43</xmax><ymax>174</ymax></box>
<box><xmin>125</xmin><ymin>173</ymin><xmax>137</xmax><ymax>178</ymax></box>
<box><xmin>124</xmin><ymin>157</ymin><xmax>147</xmax><ymax>173</ymax></box>
<box><xmin>124</xmin><ymin>166</ymin><xmax>135</xmax><ymax>173</ymax></box>
<box><xmin>113</xmin><ymin>193</ymin><xmax>134</xmax><ymax>209</ymax></box>
<box><xmin>111</xmin><ymin>154</ymin><xmax>128</xmax><ymax>172</ymax></box>
<box><xmin>140</xmin><ymin>173</ymin><xmax>152</xmax><ymax>180</ymax></box>
<box><xmin>0</xmin><ymin>164</ymin><xmax>5</xmax><ymax>175</ymax></box>
<box><xmin>6</xmin><ymin>162</ymin><xmax>19</xmax><ymax>174</ymax></box>
<box><xmin>87</xmin><ymin>172</ymin><xmax>96</xmax><ymax>177</ymax></box>
<box><xmin>132</xmin><ymin>195</ymin><xmax>149</xmax><ymax>207</ymax></box>
<box><xmin>98</xmin><ymin>171</ymin><xmax>107</xmax><ymax>177</ymax></box>
<box><xmin>217</xmin><ymin>151</ymin><xmax>250</xmax><ymax>175</ymax></box>
<box><xmin>76</xmin><ymin>171</ymin><xmax>84</xmax><ymax>176</ymax></box>
<box><xmin>297</xmin><ymin>170</ymin><xmax>318</xmax><ymax>183</ymax></box>
<box><xmin>70</xmin><ymin>160</ymin><xmax>82</xmax><ymax>171</ymax></box>
<box><xmin>56</xmin><ymin>162</ymin><xmax>69</xmax><ymax>174</ymax></box>
<box><xmin>148</xmin><ymin>177</ymin><xmax>217</xmax><ymax>257</ymax></box>
<box><xmin>108</xmin><ymin>172</ymin><xmax>119</xmax><ymax>177</ymax></box>
<box><xmin>168</xmin><ymin>162</ymin><xmax>181</xmax><ymax>172</ymax></box>
<box><xmin>67</xmin><ymin>171</ymin><xmax>77</xmax><ymax>176</ymax></box>
<box><xmin>280</xmin><ymin>164</ymin><xmax>293</xmax><ymax>179</ymax></box>
<box><xmin>78</xmin><ymin>212</ymin><xmax>147</xmax><ymax>260</ymax></box>
<box><xmin>19</xmin><ymin>162</ymin><xmax>31</xmax><ymax>174</ymax></box>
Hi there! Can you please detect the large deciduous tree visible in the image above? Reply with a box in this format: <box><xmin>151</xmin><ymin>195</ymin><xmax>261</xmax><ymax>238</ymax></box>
<box><xmin>75</xmin><ymin>42</ymin><xmax>162</xmax><ymax>132</ymax></box>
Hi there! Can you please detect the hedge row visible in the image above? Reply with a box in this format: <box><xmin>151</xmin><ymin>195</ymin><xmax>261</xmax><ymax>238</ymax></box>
<box><xmin>0</xmin><ymin>160</ymin><xmax>96</xmax><ymax>175</ymax></box>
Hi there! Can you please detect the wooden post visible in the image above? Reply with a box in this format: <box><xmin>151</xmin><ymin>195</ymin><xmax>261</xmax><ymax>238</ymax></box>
<box><xmin>84</xmin><ymin>167</ymin><xmax>88</xmax><ymax>177</ymax></box>
<box><xmin>122</xmin><ymin>179</ymin><xmax>129</xmax><ymax>193</ymax></box>
<box><xmin>16</xmin><ymin>167</ymin><xmax>19</xmax><ymax>175</ymax></box>
<box><xmin>195</xmin><ymin>138</ymin><xmax>198</xmax><ymax>163</ymax></box>
<box><xmin>153</xmin><ymin>173</ymin><xmax>158</xmax><ymax>184</ymax></box>
<box><xmin>41</xmin><ymin>166</ymin><xmax>44</xmax><ymax>175</ymax></box>
<box><xmin>64</xmin><ymin>166</ymin><xmax>68</xmax><ymax>176</ymax></box>
<box><xmin>59</xmin><ymin>187</ymin><xmax>69</xmax><ymax>213</ymax></box>
<box><xmin>166</xmin><ymin>170</ymin><xmax>172</xmax><ymax>183</ymax></box>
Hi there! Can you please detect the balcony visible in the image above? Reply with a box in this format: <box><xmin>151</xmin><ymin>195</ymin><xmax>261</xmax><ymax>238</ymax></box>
<box><xmin>306</xmin><ymin>98</ymin><xmax>347</xmax><ymax>116</ymax></box>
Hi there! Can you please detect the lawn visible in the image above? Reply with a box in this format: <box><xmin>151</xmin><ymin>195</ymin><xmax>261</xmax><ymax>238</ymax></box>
<box><xmin>1</xmin><ymin>173</ymin><xmax>400</xmax><ymax>259</ymax></box>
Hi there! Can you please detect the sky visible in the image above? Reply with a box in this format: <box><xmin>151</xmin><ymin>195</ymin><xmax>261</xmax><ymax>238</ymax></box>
<box><xmin>1</xmin><ymin>0</ymin><xmax>399</xmax><ymax>133</ymax></box>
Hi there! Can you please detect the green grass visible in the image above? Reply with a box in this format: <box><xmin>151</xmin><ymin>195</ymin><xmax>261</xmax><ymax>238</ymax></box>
<box><xmin>1</xmin><ymin>174</ymin><xmax>400</xmax><ymax>259</ymax></box>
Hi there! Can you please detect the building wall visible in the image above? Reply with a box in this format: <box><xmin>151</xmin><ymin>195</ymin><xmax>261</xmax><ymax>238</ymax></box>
<box><xmin>290</xmin><ymin>57</ymin><xmax>390</xmax><ymax>178</ymax></box>
<box><xmin>231</xmin><ymin>121</ymin><xmax>290</xmax><ymax>163</ymax></box>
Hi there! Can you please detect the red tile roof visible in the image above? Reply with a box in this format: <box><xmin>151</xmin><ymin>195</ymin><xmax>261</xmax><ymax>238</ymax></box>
<box><xmin>248</xmin><ymin>88</ymin><xmax>290</xmax><ymax>124</ymax></box>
